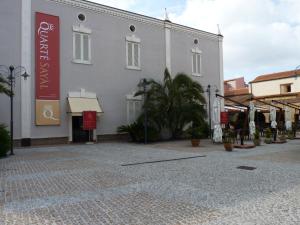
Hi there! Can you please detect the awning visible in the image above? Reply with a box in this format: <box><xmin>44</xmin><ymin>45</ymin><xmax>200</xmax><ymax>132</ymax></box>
<box><xmin>67</xmin><ymin>97</ymin><xmax>103</xmax><ymax>116</ymax></box>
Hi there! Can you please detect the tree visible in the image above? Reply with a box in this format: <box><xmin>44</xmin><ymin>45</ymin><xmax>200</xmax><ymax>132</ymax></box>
<box><xmin>136</xmin><ymin>68</ymin><xmax>207</xmax><ymax>139</ymax></box>
<box><xmin>0</xmin><ymin>76</ymin><xmax>11</xmax><ymax>96</ymax></box>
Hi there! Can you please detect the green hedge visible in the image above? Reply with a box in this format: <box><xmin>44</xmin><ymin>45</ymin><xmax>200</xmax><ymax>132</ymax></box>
<box><xmin>0</xmin><ymin>124</ymin><xmax>10</xmax><ymax>157</ymax></box>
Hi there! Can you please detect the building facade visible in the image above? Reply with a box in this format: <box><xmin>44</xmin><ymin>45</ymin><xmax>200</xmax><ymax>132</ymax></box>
<box><xmin>250</xmin><ymin>70</ymin><xmax>300</xmax><ymax>123</ymax></box>
<box><xmin>0</xmin><ymin>0</ymin><xmax>224</xmax><ymax>145</ymax></box>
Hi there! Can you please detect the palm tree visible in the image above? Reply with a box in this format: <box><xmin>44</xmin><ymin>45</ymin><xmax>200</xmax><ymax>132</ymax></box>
<box><xmin>136</xmin><ymin>68</ymin><xmax>207</xmax><ymax>139</ymax></box>
<box><xmin>0</xmin><ymin>76</ymin><xmax>11</xmax><ymax>96</ymax></box>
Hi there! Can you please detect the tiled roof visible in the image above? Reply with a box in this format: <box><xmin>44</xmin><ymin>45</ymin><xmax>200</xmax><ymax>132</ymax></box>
<box><xmin>224</xmin><ymin>87</ymin><xmax>249</xmax><ymax>97</ymax></box>
<box><xmin>251</xmin><ymin>70</ymin><xmax>300</xmax><ymax>83</ymax></box>
<box><xmin>224</xmin><ymin>77</ymin><xmax>244</xmax><ymax>82</ymax></box>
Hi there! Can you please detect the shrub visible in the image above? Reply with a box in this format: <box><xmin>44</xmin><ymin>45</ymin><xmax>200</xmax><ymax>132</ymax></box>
<box><xmin>187</xmin><ymin>126</ymin><xmax>203</xmax><ymax>139</ymax></box>
<box><xmin>254</xmin><ymin>129</ymin><xmax>260</xmax><ymax>140</ymax></box>
<box><xmin>199</xmin><ymin>121</ymin><xmax>210</xmax><ymax>138</ymax></box>
<box><xmin>117</xmin><ymin>121</ymin><xmax>160</xmax><ymax>143</ymax></box>
<box><xmin>265</xmin><ymin>128</ymin><xmax>272</xmax><ymax>139</ymax></box>
<box><xmin>287</xmin><ymin>130</ymin><xmax>294</xmax><ymax>139</ymax></box>
<box><xmin>134</xmin><ymin>69</ymin><xmax>207</xmax><ymax>139</ymax></box>
<box><xmin>264</xmin><ymin>128</ymin><xmax>273</xmax><ymax>144</ymax></box>
<box><xmin>223</xmin><ymin>128</ymin><xmax>235</xmax><ymax>144</ymax></box>
<box><xmin>0</xmin><ymin>124</ymin><xmax>10</xmax><ymax>157</ymax></box>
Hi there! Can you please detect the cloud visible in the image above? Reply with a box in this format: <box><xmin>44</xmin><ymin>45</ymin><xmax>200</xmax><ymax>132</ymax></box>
<box><xmin>171</xmin><ymin>0</ymin><xmax>300</xmax><ymax>81</ymax></box>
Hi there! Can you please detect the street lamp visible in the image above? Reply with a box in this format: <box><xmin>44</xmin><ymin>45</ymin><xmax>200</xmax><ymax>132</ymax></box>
<box><xmin>138</xmin><ymin>78</ymin><xmax>149</xmax><ymax>144</ymax></box>
<box><xmin>206</xmin><ymin>84</ymin><xmax>219</xmax><ymax>139</ymax></box>
<box><xmin>0</xmin><ymin>65</ymin><xmax>29</xmax><ymax>156</ymax></box>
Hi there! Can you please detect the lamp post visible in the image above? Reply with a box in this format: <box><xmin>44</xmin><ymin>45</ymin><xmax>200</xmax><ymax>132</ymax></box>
<box><xmin>206</xmin><ymin>84</ymin><xmax>219</xmax><ymax>139</ymax></box>
<box><xmin>138</xmin><ymin>78</ymin><xmax>149</xmax><ymax>144</ymax></box>
<box><xmin>0</xmin><ymin>65</ymin><xmax>29</xmax><ymax>156</ymax></box>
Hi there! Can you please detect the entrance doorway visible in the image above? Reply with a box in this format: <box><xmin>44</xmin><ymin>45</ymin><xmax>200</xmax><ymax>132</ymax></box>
<box><xmin>72</xmin><ymin>116</ymin><xmax>89</xmax><ymax>143</ymax></box>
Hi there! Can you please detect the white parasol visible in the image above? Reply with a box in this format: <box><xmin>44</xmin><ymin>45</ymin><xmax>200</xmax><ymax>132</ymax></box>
<box><xmin>212</xmin><ymin>98</ymin><xmax>223</xmax><ymax>143</ymax></box>
<box><xmin>249</xmin><ymin>101</ymin><xmax>256</xmax><ymax>136</ymax></box>
<box><xmin>270</xmin><ymin>106</ymin><xmax>277</xmax><ymax>129</ymax></box>
<box><xmin>285</xmin><ymin>106</ymin><xmax>292</xmax><ymax>131</ymax></box>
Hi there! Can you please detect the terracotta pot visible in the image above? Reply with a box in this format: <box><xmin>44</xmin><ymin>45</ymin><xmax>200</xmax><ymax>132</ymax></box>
<box><xmin>224</xmin><ymin>142</ymin><xmax>233</xmax><ymax>151</ymax></box>
<box><xmin>191</xmin><ymin>139</ymin><xmax>200</xmax><ymax>147</ymax></box>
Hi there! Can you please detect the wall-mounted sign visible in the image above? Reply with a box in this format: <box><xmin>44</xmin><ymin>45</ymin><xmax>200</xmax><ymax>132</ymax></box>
<box><xmin>36</xmin><ymin>100</ymin><xmax>60</xmax><ymax>125</ymax></box>
<box><xmin>221</xmin><ymin>112</ymin><xmax>229</xmax><ymax>124</ymax></box>
<box><xmin>35</xmin><ymin>12</ymin><xmax>60</xmax><ymax>125</ymax></box>
<box><xmin>83</xmin><ymin>111</ymin><xmax>97</xmax><ymax>130</ymax></box>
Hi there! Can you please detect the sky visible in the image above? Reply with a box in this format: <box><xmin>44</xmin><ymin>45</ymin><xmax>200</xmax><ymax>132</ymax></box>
<box><xmin>90</xmin><ymin>0</ymin><xmax>300</xmax><ymax>82</ymax></box>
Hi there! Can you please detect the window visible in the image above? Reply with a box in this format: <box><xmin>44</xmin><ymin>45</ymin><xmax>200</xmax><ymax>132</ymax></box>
<box><xmin>126</xmin><ymin>94</ymin><xmax>142</xmax><ymax>124</ymax></box>
<box><xmin>192</xmin><ymin>48</ymin><xmax>202</xmax><ymax>76</ymax></box>
<box><xmin>280</xmin><ymin>83</ymin><xmax>292</xmax><ymax>94</ymax></box>
<box><xmin>73</xmin><ymin>25</ymin><xmax>91</xmax><ymax>64</ymax></box>
<box><xmin>126</xmin><ymin>35</ymin><xmax>141</xmax><ymax>70</ymax></box>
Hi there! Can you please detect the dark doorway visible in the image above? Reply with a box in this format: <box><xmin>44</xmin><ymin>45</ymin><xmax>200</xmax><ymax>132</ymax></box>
<box><xmin>72</xmin><ymin>116</ymin><xmax>89</xmax><ymax>143</ymax></box>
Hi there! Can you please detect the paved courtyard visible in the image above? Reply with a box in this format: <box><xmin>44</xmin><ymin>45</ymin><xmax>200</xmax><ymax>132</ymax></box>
<box><xmin>0</xmin><ymin>139</ymin><xmax>300</xmax><ymax>225</ymax></box>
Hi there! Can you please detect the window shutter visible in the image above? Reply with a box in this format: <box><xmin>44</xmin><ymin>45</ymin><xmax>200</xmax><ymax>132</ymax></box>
<box><xmin>127</xmin><ymin>42</ymin><xmax>133</xmax><ymax>66</ymax></box>
<box><xmin>192</xmin><ymin>53</ymin><xmax>196</xmax><ymax>74</ymax></box>
<box><xmin>197</xmin><ymin>54</ymin><xmax>201</xmax><ymax>74</ymax></box>
<box><xmin>135</xmin><ymin>101</ymin><xmax>141</xmax><ymax>116</ymax></box>
<box><xmin>75</xmin><ymin>33</ymin><xmax>81</xmax><ymax>60</ymax></box>
<box><xmin>83</xmin><ymin>34</ymin><xmax>89</xmax><ymax>61</ymax></box>
<box><xmin>134</xmin><ymin>43</ymin><xmax>139</xmax><ymax>67</ymax></box>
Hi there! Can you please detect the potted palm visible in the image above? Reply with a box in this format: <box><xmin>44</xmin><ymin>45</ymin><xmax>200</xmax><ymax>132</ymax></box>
<box><xmin>264</xmin><ymin>128</ymin><xmax>273</xmax><ymax>144</ymax></box>
<box><xmin>188</xmin><ymin>126</ymin><xmax>203</xmax><ymax>147</ymax></box>
<box><xmin>253</xmin><ymin>129</ymin><xmax>261</xmax><ymax>146</ymax></box>
<box><xmin>223</xmin><ymin>128</ymin><xmax>235</xmax><ymax>151</ymax></box>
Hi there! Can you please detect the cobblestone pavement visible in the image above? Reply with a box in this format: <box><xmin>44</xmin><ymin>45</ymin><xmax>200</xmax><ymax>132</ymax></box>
<box><xmin>0</xmin><ymin>140</ymin><xmax>300</xmax><ymax>224</ymax></box>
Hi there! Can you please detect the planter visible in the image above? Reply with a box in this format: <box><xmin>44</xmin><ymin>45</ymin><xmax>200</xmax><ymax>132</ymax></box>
<box><xmin>224</xmin><ymin>142</ymin><xmax>233</xmax><ymax>151</ymax></box>
<box><xmin>279</xmin><ymin>138</ymin><xmax>287</xmax><ymax>142</ymax></box>
<box><xmin>191</xmin><ymin>139</ymin><xmax>200</xmax><ymax>147</ymax></box>
<box><xmin>264</xmin><ymin>138</ymin><xmax>272</xmax><ymax>144</ymax></box>
<box><xmin>253</xmin><ymin>139</ymin><xmax>261</xmax><ymax>146</ymax></box>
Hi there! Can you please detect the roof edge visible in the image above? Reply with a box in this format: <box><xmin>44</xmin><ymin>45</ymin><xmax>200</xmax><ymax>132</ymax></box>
<box><xmin>48</xmin><ymin>0</ymin><xmax>220</xmax><ymax>40</ymax></box>
<box><xmin>250</xmin><ymin>69</ymin><xmax>300</xmax><ymax>83</ymax></box>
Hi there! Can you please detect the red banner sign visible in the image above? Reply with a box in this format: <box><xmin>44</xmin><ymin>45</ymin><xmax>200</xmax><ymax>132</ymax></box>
<box><xmin>221</xmin><ymin>112</ymin><xmax>229</xmax><ymax>124</ymax></box>
<box><xmin>83</xmin><ymin>111</ymin><xmax>97</xmax><ymax>130</ymax></box>
<box><xmin>35</xmin><ymin>12</ymin><xmax>60</xmax><ymax>100</ymax></box>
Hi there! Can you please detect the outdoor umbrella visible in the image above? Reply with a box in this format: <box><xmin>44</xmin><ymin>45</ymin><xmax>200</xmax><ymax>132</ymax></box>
<box><xmin>249</xmin><ymin>101</ymin><xmax>256</xmax><ymax>136</ymax></box>
<box><xmin>285</xmin><ymin>106</ymin><xmax>292</xmax><ymax>131</ymax></box>
<box><xmin>212</xmin><ymin>97</ymin><xmax>222</xmax><ymax>143</ymax></box>
<box><xmin>270</xmin><ymin>106</ymin><xmax>277</xmax><ymax>129</ymax></box>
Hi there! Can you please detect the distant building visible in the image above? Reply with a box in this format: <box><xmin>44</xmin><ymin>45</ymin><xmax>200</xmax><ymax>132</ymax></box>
<box><xmin>224</xmin><ymin>77</ymin><xmax>249</xmax><ymax>111</ymax></box>
<box><xmin>250</xmin><ymin>70</ymin><xmax>300</xmax><ymax>100</ymax></box>
<box><xmin>250</xmin><ymin>69</ymin><xmax>300</xmax><ymax>123</ymax></box>
<box><xmin>224</xmin><ymin>77</ymin><xmax>248</xmax><ymax>92</ymax></box>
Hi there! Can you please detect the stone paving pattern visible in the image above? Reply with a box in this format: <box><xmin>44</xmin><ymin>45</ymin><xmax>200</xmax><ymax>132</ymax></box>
<box><xmin>0</xmin><ymin>140</ymin><xmax>300</xmax><ymax>224</ymax></box>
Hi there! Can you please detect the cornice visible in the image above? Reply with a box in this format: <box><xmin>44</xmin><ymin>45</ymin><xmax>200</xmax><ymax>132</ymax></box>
<box><xmin>47</xmin><ymin>0</ymin><xmax>220</xmax><ymax>41</ymax></box>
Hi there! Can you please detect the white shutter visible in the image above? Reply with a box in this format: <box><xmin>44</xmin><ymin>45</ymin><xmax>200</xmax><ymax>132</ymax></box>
<box><xmin>192</xmin><ymin>53</ymin><xmax>196</xmax><ymax>74</ymax></box>
<box><xmin>134</xmin><ymin>43</ymin><xmax>139</xmax><ymax>67</ymax></box>
<box><xmin>75</xmin><ymin>33</ymin><xmax>81</xmax><ymax>60</ymax></box>
<box><xmin>197</xmin><ymin>54</ymin><xmax>201</xmax><ymax>74</ymax></box>
<box><xmin>127</xmin><ymin>42</ymin><xmax>133</xmax><ymax>66</ymax></box>
<box><xmin>135</xmin><ymin>101</ymin><xmax>141</xmax><ymax>117</ymax></box>
<box><xmin>129</xmin><ymin>101</ymin><xmax>135</xmax><ymax>123</ymax></box>
<box><xmin>83</xmin><ymin>34</ymin><xmax>89</xmax><ymax>61</ymax></box>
